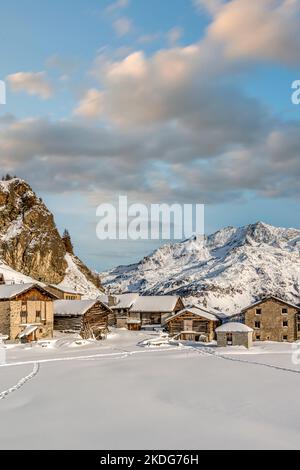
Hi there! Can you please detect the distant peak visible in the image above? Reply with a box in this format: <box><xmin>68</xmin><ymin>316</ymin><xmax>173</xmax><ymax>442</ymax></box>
<box><xmin>0</xmin><ymin>177</ymin><xmax>29</xmax><ymax>188</ymax></box>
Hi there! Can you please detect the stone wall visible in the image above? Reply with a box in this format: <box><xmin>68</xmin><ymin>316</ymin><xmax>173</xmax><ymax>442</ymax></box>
<box><xmin>9</xmin><ymin>300</ymin><xmax>54</xmax><ymax>341</ymax></box>
<box><xmin>217</xmin><ymin>331</ymin><xmax>252</xmax><ymax>348</ymax></box>
<box><xmin>244</xmin><ymin>298</ymin><xmax>299</xmax><ymax>342</ymax></box>
<box><xmin>0</xmin><ymin>301</ymin><xmax>10</xmax><ymax>336</ymax></box>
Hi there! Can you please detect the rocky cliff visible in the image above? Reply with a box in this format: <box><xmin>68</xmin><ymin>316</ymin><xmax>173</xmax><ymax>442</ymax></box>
<box><xmin>0</xmin><ymin>177</ymin><xmax>102</xmax><ymax>294</ymax></box>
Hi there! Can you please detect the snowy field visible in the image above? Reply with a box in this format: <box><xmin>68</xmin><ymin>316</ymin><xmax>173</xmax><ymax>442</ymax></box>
<box><xmin>1</xmin><ymin>330</ymin><xmax>300</xmax><ymax>450</ymax></box>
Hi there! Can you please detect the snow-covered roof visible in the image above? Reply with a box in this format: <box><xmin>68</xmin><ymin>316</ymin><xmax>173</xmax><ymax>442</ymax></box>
<box><xmin>216</xmin><ymin>322</ymin><xmax>253</xmax><ymax>333</ymax></box>
<box><xmin>54</xmin><ymin>300</ymin><xmax>99</xmax><ymax>317</ymax></box>
<box><xmin>0</xmin><ymin>283</ymin><xmax>56</xmax><ymax>300</ymax></box>
<box><xmin>164</xmin><ymin>305</ymin><xmax>219</xmax><ymax>323</ymax></box>
<box><xmin>112</xmin><ymin>293</ymin><xmax>139</xmax><ymax>309</ymax></box>
<box><xmin>19</xmin><ymin>324</ymin><xmax>38</xmax><ymax>338</ymax></box>
<box><xmin>98</xmin><ymin>294</ymin><xmax>109</xmax><ymax>305</ymax></box>
<box><xmin>130</xmin><ymin>296</ymin><xmax>180</xmax><ymax>313</ymax></box>
<box><xmin>49</xmin><ymin>284</ymin><xmax>84</xmax><ymax>295</ymax></box>
<box><xmin>241</xmin><ymin>296</ymin><xmax>300</xmax><ymax>312</ymax></box>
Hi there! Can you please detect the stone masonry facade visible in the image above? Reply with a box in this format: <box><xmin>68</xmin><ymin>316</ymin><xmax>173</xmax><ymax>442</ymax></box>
<box><xmin>244</xmin><ymin>298</ymin><xmax>300</xmax><ymax>343</ymax></box>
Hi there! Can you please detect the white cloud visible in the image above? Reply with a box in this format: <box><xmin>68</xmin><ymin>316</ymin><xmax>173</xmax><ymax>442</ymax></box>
<box><xmin>74</xmin><ymin>89</ymin><xmax>103</xmax><ymax>119</ymax></box>
<box><xmin>193</xmin><ymin>0</ymin><xmax>224</xmax><ymax>15</ymax></box>
<box><xmin>166</xmin><ymin>27</ymin><xmax>184</xmax><ymax>46</ymax></box>
<box><xmin>138</xmin><ymin>32</ymin><xmax>161</xmax><ymax>44</ymax></box>
<box><xmin>106</xmin><ymin>0</ymin><xmax>129</xmax><ymax>14</ymax></box>
<box><xmin>1</xmin><ymin>115</ymin><xmax>300</xmax><ymax>204</ymax></box>
<box><xmin>77</xmin><ymin>0</ymin><xmax>300</xmax><ymax>130</ymax></box>
<box><xmin>3</xmin><ymin>0</ymin><xmax>300</xmax><ymax>207</ymax></box>
<box><xmin>113</xmin><ymin>16</ymin><xmax>132</xmax><ymax>36</ymax></box>
<box><xmin>6</xmin><ymin>72</ymin><xmax>54</xmax><ymax>100</ymax></box>
<box><xmin>207</xmin><ymin>0</ymin><xmax>300</xmax><ymax>64</ymax></box>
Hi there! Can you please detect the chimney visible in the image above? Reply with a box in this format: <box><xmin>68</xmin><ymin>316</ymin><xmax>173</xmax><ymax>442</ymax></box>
<box><xmin>108</xmin><ymin>295</ymin><xmax>118</xmax><ymax>307</ymax></box>
<box><xmin>107</xmin><ymin>289</ymin><xmax>117</xmax><ymax>307</ymax></box>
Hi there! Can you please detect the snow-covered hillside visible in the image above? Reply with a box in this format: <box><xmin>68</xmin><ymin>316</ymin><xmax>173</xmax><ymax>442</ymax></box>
<box><xmin>102</xmin><ymin>222</ymin><xmax>300</xmax><ymax>314</ymax></box>
<box><xmin>0</xmin><ymin>254</ymin><xmax>101</xmax><ymax>299</ymax></box>
<box><xmin>56</xmin><ymin>254</ymin><xmax>103</xmax><ymax>299</ymax></box>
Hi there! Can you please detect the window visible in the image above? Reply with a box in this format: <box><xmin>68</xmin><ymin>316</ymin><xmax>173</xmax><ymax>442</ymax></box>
<box><xmin>20</xmin><ymin>311</ymin><xmax>27</xmax><ymax>323</ymax></box>
<box><xmin>283</xmin><ymin>335</ymin><xmax>288</xmax><ymax>341</ymax></box>
<box><xmin>36</xmin><ymin>311</ymin><xmax>41</xmax><ymax>323</ymax></box>
<box><xmin>256</xmin><ymin>335</ymin><xmax>261</xmax><ymax>341</ymax></box>
<box><xmin>282</xmin><ymin>308</ymin><xmax>288</xmax><ymax>314</ymax></box>
<box><xmin>256</xmin><ymin>308</ymin><xmax>262</xmax><ymax>315</ymax></box>
<box><xmin>255</xmin><ymin>321</ymin><xmax>261</xmax><ymax>329</ymax></box>
<box><xmin>41</xmin><ymin>308</ymin><xmax>46</xmax><ymax>324</ymax></box>
<box><xmin>226</xmin><ymin>333</ymin><xmax>233</xmax><ymax>345</ymax></box>
<box><xmin>283</xmin><ymin>320</ymin><xmax>288</xmax><ymax>328</ymax></box>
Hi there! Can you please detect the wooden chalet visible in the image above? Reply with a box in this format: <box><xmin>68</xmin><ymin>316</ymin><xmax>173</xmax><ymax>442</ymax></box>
<box><xmin>127</xmin><ymin>296</ymin><xmax>184</xmax><ymax>329</ymax></box>
<box><xmin>164</xmin><ymin>305</ymin><xmax>220</xmax><ymax>342</ymax></box>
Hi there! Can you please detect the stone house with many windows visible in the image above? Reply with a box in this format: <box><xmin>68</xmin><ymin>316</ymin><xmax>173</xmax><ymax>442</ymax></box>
<box><xmin>241</xmin><ymin>296</ymin><xmax>300</xmax><ymax>342</ymax></box>
<box><xmin>0</xmin><ymin>283</ymin><xmax>57</xmax><ymax>342</ymax></box>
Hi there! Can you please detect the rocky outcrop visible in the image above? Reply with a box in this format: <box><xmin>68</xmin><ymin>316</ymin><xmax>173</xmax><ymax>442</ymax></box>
<box><xmin>0</xmin><ymin>178</ymin><xmax>66</xmax><ymax>283</ymax></box>
<box><xmin>0</xmin><ymin>178</ymin><xmax>102</xmax><ymax>290</ymax></box>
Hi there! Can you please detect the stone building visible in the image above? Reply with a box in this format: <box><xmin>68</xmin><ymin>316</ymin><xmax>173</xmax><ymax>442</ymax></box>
<box><xmin>46</xmin><ymin>285</ymin><xmax>83</xmax><ymax>300</ymax></box>
<box><xmin>54</xmin><ymin>299</ymin><xmax>110</xmax><ymax>339</ymax></box>
<box><xmin>108</xmin><ymin>293</ymin><xmax>139</xmax><ymax>328</ymax></box>
<box><xmin>0</xmin><ymin>283</ymin><xmax>57</xmax><ymax>342</ymax></box>
<box><xmin>242</xmin><ymin>296</ymin><xmax>300</xmax><ymax>342</ymax></box>
<box><xmin>216</xmin><ymin>322</ymin><xmax>253</xmax><ymax>348</ymax></box>
<box><xmin>127</xmin><ymin>296</ymin><xmax>184</xmax><ymax>329</ymax></box>
<box><xmin>164</xmin><ymin>305</ymin><xmax>220</xmax><ymax>342</ymax></box>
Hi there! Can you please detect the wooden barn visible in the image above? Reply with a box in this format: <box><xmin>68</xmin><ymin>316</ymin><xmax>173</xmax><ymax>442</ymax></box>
<box><xmin>128</xmin><ymin>296</ymin><xmax>184</xmax><ymax>328</ymax></box>
<box><xmin>0</xmin><ymin>283</ymin><xmax>57</xmax><ymax>342</ymax></box>
<box><xmin>54</xmin><ymin>299</ymin><xmax>110</xmax><ymax>340</ymax></box>
<box><xmin>164</xmin><ymin>305</ymin><xmax>220</xmax><ymax>342</ymax></box>
<box><xmin>97</xmin><ymin>294</ymin><xmax>118</xmax><ymax>326</ymax></box>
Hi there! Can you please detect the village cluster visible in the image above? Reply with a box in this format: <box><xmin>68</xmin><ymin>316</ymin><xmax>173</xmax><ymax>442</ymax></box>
<box><xmin>0</xmin><ymin>272</ymin><xmax>300</xmax><ymax>350</ymax></box>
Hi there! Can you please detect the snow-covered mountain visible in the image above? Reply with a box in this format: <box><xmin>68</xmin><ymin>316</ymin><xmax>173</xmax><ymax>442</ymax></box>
<box><xmin>102</xmin><ymin>222</ymin><xmax>300</xmax><ymax>314</ymax></box>
<box><xmin>0</xmin><ymin>177</ymin><xmax>103</xmax><ymax>298</ymax></box>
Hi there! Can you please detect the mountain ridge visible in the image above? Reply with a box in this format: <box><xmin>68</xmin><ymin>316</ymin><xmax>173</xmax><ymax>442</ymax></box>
<box><xmin>102</xmin><ymin>221</ymin><xmax>300</xmax><ymax>314</ymax></box>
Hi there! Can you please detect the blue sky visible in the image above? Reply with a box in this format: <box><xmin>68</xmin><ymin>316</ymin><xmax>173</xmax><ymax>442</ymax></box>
<box><xmin>0</xmin><ymin>0</ymin><xmax>300</xmax><ymax>271</ymax></box>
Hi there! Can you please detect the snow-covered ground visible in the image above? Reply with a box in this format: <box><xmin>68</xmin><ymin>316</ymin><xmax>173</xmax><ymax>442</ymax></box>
<box><xmin>1</xmin><ymin>330</ymin><xmax>300</xmax><ymax>450</ymax></box>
